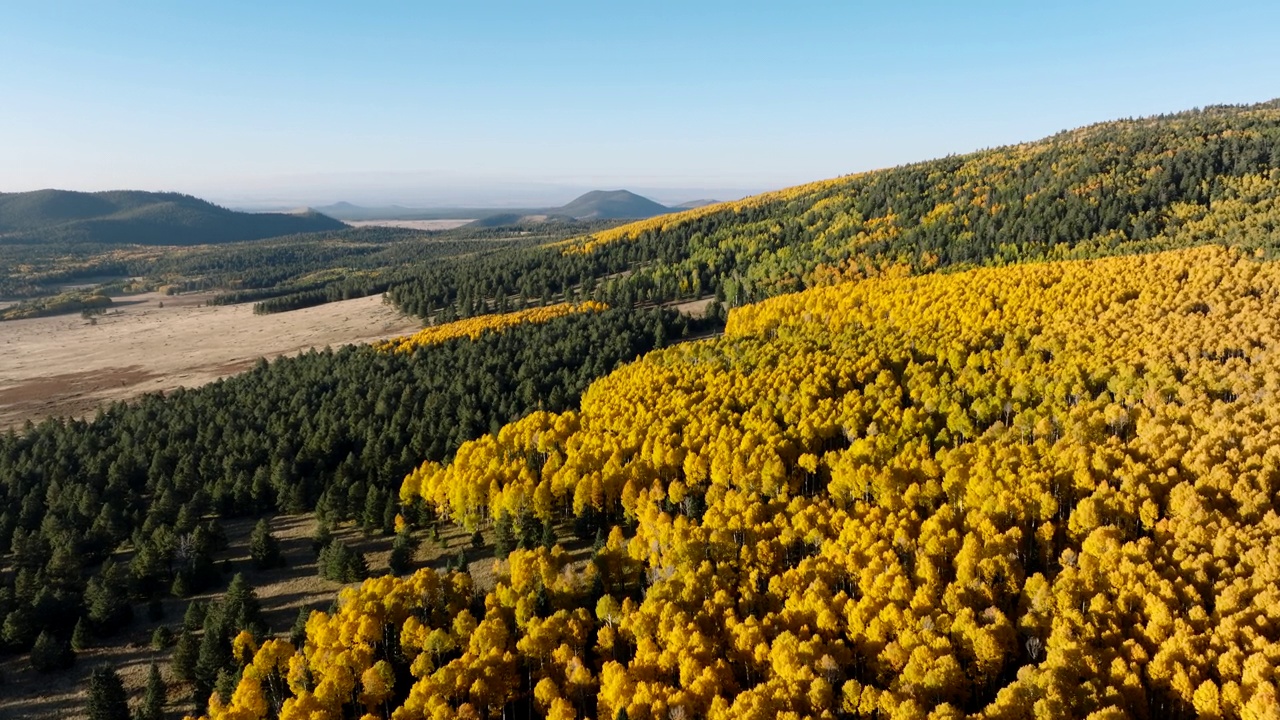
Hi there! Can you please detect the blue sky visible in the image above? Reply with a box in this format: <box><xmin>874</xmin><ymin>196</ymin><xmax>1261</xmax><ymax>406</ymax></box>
<box><xmin>1</xmin><ymin>1</ymin><xmax>1277</xmax><ymax>206</ymax></box>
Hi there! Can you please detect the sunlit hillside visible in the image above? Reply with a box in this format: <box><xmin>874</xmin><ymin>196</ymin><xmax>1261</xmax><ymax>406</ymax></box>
<box><xmin>210</xmin><ymin>245</ymin><xmax>1280</xmax><ymax>719</ymax></box>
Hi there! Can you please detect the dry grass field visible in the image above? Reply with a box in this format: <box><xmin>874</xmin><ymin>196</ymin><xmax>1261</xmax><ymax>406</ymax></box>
<box><xmin>0</xmin><ymin>291</ymin><xmax>423</xmax><ymax>430</ymax></box>
<box><xmin>345</xmin><ymin>219</ymin><xmax>473</xmax><ymax>231</ymax></box>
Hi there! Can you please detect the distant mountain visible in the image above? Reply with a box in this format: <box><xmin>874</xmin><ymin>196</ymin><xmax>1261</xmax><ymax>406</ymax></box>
<box><xmin>671</xmin><ymin>199</ymin><xmax>720</xmax><ymax>210</ymax></box>
<box><xmin>0</xmin><ymin>189</ymin><xmax>346</xmax><ymax>245</ymax></box>
<box><xmin>551</xmin><ymin>190</ymin><xmax>670</xmax><ymax>220</ymax></box>
<box><xmin>318</xmin><ymin>189</ymin><xmax>680</xmax><ymax>227</ymax></box>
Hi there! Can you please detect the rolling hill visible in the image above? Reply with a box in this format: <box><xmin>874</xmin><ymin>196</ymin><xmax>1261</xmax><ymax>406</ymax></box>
<box><xmin>549</xmin><ymin>189</ymin><xmax>671</xmax><ymax>219</ymax></box>
<box><xmin>0</xmin><ymin>189</ymin><xmax>346</xmax><ymax>245</ymax></box>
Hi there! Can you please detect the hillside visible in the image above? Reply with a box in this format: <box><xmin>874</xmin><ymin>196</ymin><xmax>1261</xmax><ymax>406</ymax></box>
<box><xmin>389</xmin><ymin>100</ymin><xmax>1280</xmax><ymax>320</ymax></box>
<box><xmin>226</xmin><ymin>245</ymin><xmax>1280</xmax><ymax>719</ymax></box>
<box><xmin>0</xmin><ymin>189</ymin><xmax>346</xmax><ymax>245</ymax></box>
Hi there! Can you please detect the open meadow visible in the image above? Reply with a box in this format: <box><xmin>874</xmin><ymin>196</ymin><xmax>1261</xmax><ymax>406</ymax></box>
<box><xmin>0</xmin><ymin>291</ymin><xmax>422</xmax><ymax>430</ymax></box>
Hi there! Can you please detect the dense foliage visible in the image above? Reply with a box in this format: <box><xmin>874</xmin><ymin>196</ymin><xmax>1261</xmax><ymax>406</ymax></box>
<box><xmin>376</xmin><ymin>301</ymin><xmax>608</xmax><ymax>354</ymax></box>
<box><xmin>209</xmin><ymin>246</ymin><xmax>1280</xmax><ymax>719</ymax></box>
<box><xmin>0</xmin><ymin>307</ymin><xmax>689</xmax><ymax>668</ymax></box>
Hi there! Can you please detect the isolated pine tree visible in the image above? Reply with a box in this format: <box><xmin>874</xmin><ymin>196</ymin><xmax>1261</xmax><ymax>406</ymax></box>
<box><xmin>388</xmin><ymin>533</ymin><xmax>415</xmax><ymax>576</ymax></box>
<box><xmin>86</xmin><ymin>666</ymin><xmax>129</xmax><ymax>720</ymax></box>
<box><xmin>249</xmin><ymin>519</ymin><xmax>283</xmax><ymax>569</ymax></box>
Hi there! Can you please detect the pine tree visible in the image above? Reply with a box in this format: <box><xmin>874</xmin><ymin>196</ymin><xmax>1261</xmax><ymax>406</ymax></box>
<box><xmin>494</xmin><ymin>512</ymin><xmax>515</xmax><ymax>558</ymax></box>
<box><xmin>249</xmin><ymin>518</ymin><xmax>283</xmax><ymax>570</ymax></box>
<box><xmin>30</xmin><ymin>629</ymin><xmax>74</xmax><ymax>672</ymax></box>
<box><xmin>86</xmin><ymin>666</ymin><xmax>129</xmax><ymax>720</ymax></box>
<box><xmin>221</xmin><ymin>573</ymin><xmax>265</xmax><ymax>637</ymax></box>
<box><xmin>171</xmin><ymin>630</ymin><xmax>198</xmax><ymax>682</ymax></box>
<box><xmin>289</xmin><ymin>607</ymin><xmax>310</xmax><ymax>647</ymax></box>
<box><xmin>311</xmin><ymin>515</ymin><xmax>333</xmax><ymax>557</ymax></box>
<box><xmin>151</xmin><ymin>626</ymin><xmax>173</xmax><ymax>650</ymax></box>
<box><xmin>71</xmin><ymin>617</ymin><xmax>91</xmax><ymax>651</ymax></box>
<box><xmin>182</xmin><ymin>601</ymin><xmax>207</xmax><ymax>632</ymax></box>
<box><xmin>388</xmin><ymin>533</ymin><xmax>415</xmax><ymax>576</ymax></box>
<box><xmin>214</xmin><ymin>667</ymin><xmax>240</xmax><ymax>706</ymax></box>
<box><xmin>138</xmin><ymin>661</ymin><xmax>165</xmax><ymax>720</ymax></box>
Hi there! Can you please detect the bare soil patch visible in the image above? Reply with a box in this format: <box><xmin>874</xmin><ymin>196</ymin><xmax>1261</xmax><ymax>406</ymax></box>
<box><xmin>0</xmin><ymin>292</ymin><xmax>422</xmax><ymax>430</ymax></box>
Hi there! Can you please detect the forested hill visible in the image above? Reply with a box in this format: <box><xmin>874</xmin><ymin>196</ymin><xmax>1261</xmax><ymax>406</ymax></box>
<box><xmin>386</xmin><ymin>101</ymin><xmax>1280</xmax><ymax>319</ymax></box>
<box><xmin>0</xmin><ymin>189</ymin><xmax>345</xmax><ymax>245</ymax></box>
<box><xmin>551</xmin><ymin>189</ymin><xmax>671</xmax><ymax>219</ymax></box>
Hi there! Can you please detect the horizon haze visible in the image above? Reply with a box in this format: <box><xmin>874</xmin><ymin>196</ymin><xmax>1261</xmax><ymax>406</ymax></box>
<box><xmin>2</xmin><ymin>2</ymin><xmax>1279</xmax><ymax>207</ymax></box>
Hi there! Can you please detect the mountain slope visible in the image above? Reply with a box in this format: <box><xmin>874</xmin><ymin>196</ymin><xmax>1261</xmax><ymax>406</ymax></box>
<box><xmin>0</xmin><ymin>189</ymin><xmax>346</xmax><ymax>245</ymax></box>
<box><xmin>389</xmin><ymin>100</ymin><xmax>1280</xmax><ymax>320</ymax></box>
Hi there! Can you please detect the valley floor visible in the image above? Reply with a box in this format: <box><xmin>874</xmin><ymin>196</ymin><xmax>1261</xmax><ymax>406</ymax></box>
<box><xmin>0</xmin><ymin>291</ymin><xmax>422</xmax><ymax>430</ymax></box>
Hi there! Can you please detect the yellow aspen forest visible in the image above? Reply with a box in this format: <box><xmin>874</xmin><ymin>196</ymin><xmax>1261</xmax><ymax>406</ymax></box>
<box><xmin>201</xmin><ymin>245</ymin><xmax>1280</xmax><ymax>719</ymax></box>
<box><xmin>375</xmin><ymin>302</ymin><xmax>609</xmax><ymax>354</ymax></box>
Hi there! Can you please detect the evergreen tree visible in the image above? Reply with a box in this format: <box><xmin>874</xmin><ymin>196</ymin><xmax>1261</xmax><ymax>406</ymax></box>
<box><xmin>171</xmin><ymin>629</ymin><xmax>198</xmax><ymax>682</ymax></box>
<box><xmin>30</xmin><ymin>629</ymin><xmax>74</xmax><ymax>672</ymax></box>
<box><xmin>310</xmin><ymin>515</ymin><xmax>333</xmax><ymax>557</ymax></box>
<box><xmin>1</xmin><ymin>606</ymin><xmax>35</xmax><ymax>650</ymax></box>
<box><xmin>85</xmin><ymin>563</ymin><xmax>132</xmax><ymax>630</ymax></box>
<box><xmin>249</xmin><ymin>518</ymin><xmax>283</xmax><ymax>569</ymax></box>
<box><xmin>151</xmin><ymin>625</ymin><xmax>173</xmax><ymax>650</ymax></box>
<box><xmin>182</xmin><ymin>601</ymin><xmax>207</xmax><ymax>632</ymax></box>
<box><xmin>388</xmin><ymin>533</ymin><xmax>415</xmax><ymax>576</ymax></box>
<box><xmin>86</xmin><ymin>666</ymin><xmax>129</xmax><ymax>720</ymax></box>
<box><xmin>289</xmin><ymin>607</ymin><xmax>310</xmax><ymax>647</ymax></box>
<box><xmin>318</xmin><ymin>539</ymin><xmax>367</xmax><ymax>583</ymax></box>
<box><xmin>220</xmin><ymin>573</ymin><xmax>265</xmax><ymax>637</ymax></box>
<box><xmin>214</xmin><ymin>667</ymin><xmax>240</xmax><ymax>706</ymax></box>
<box><xmin>494</xmin><ymin>512</ymin><xmax>515</xmax><ymax>558</ymax></box>
<box><xmin>138</xmin><ymin>661</ymin><xmax>165</xmax><ymax>720</ymax></box>
<box><xmin>71</xmin><ymin>616</ymin><xmax>91</xmax><ymax>651</ymax></box>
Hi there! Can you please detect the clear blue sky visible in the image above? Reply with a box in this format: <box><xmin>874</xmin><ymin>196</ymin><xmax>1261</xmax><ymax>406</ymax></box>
<box><xmin>1</xmin><ymin>1</ymin><xmax>1278</xmax><ymax>206</ymax></box>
